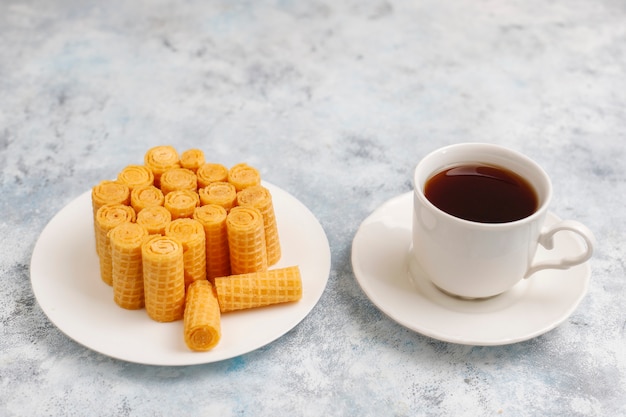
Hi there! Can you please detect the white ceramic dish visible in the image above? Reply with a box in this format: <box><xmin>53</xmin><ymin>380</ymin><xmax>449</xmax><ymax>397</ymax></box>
<box><xmin>351</xmin><ymin>192</ymin><xmax>591</xmax><ymax>346</ymax></box>
<box><xmin>31</xmin><ymin>182</ymin><xmax>330</xmax><ymax>365</ymax></box>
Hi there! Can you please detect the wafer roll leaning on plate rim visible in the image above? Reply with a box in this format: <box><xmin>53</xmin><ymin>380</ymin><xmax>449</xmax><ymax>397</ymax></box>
<box><xmin>184</xmin><ymin>280</ymin><xmax>221</xmax><ymax>351</ymax></box>
<box><xmin>214</xmin><ymin>266</ymin><xmax>303</xmax><ymax>313</ymax></box>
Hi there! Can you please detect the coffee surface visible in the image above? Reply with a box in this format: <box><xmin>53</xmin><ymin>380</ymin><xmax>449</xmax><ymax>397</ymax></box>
<box><xmin>424</xmin><ymin>164</ymin><xmax>538</xmax><ymax>223</ymax></box>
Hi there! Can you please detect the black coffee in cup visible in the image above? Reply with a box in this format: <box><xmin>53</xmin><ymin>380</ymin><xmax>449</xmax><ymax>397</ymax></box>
<box><xmin>424</xmin><ymin>163</ymin><xmax>538</xmax><ymax>223</ymax></box>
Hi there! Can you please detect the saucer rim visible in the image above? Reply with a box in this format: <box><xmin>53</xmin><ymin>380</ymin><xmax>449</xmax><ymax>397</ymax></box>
<box><xmin>350</xmin><ymin>191</ymin><xmax>591</xmax><ymax>346</ymax></box>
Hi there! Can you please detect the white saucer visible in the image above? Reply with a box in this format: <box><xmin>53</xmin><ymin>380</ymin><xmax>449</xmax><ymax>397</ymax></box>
<box><xmin>351</xmin><ymin>192</ymin><xmax>591</xmax><ymax>346</ymax></box>
<box><xmin>30</xmin><ymin>181</ymin><xmax>330</xmax><ymax>365</ymax></box>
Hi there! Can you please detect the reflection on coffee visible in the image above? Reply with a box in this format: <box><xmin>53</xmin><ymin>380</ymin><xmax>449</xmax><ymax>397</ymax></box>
<box><xmin>424</xmin><ymin>164</ymin><xmax>538</xmax><ymax>223</ymax></box>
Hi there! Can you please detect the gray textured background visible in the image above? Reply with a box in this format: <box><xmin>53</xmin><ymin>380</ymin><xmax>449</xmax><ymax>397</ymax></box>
<box><xmin>1</xmin><ymin>0</ymin><xmax>624</xmax><ymax>416</ymax></box>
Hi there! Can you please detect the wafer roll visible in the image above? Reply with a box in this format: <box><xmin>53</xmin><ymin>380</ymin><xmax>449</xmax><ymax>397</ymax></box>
<box><xmin>226</xmin><ymin>206</ymin><xmax>267</xmax><ymax>275</ymax></box>
<box><xmin>197</xmin><ymin>163</ymin><xmax>228</xmax><ymax>188</ymax></box>
<box><xmin>95</xmin><ymin>204</ymin><xmax>136</xmax><ymax>285</ymax></box>
<box><xmin>180</xmin><ymin>149</ymin><xmax>205</xmax><ymax>173</ymax></box>
<box><xmin>228</xmin><ymin>163</ymin><xmax>261</xmax><ymax>191</ymax></box>
<box><xmin>164</xmin><ymin>189</ymin><xmax>200</xmax><ymax>219</ymax></box>
<box><xmin>193</xmin><ymin>205</ymin><xmax>230</xmax><ymax>281</ymax></box>
<box><xmin>136</xmin><ymin>206</ymin><xmax>172</xmax><ymax>235</ymax></box>
<box><xmin>184</xmin><ymin>280</ymin><xmax>221</xmax><ymax>351</ymax></box>
<box><xmin>160</xmin><ymin>168</ymin><xmax>198</xmax><ymax>195</ymax></box>
<box><xmin>198</xmin><ymin>181</ymin><xmax>237</xmax><ymax>211</ymax></box>
<box><xmin>144</xmin><ymin>145</ymin><xmax>180</xmax><ymax>187</ymax></box>
<box><xmin>237</xmin><ymin>185</ymin><xmax>281</xmax><ymax>266</ymax></box>
<box><xmin>165</xmin><ymin>218</ymin><xmax>206</xmax><ymax>288</ymax></box>
<box><xmin>130</xmin><ymin>185</ymin><xmax>165</xmax><ymax>213</ymax></box>
<box><xmin>214</xmin><ymin>266</ymin><xmax>302</xmax><ymax>313</ymax></box>
<box><xmin>117</xmin><ymin>165</ymin><xmax>154</xmax><ymax>191</ymax></box>
<box><xmin>92</xmin><ymin>180</ymin><xmax>130</xmax><ymax>222</ymax></box>
<box><xmin>142</xmin><ymin>236</ymin><xmax>185</xmax><ymax>322</ymax></box>
<box><xmin>109</xmin><ymin>222</ymin><xmax>148</xmax><ymax>309</ymax></box>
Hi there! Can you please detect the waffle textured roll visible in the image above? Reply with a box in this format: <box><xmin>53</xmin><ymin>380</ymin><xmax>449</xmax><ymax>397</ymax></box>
<box><xmin>198</xmin><ymin>181</ymin><xmax>237</xmax><ymax>211</ymax></box>
<box><xmin>117</xmin><ymin>165</ymin><xmax>154</xmax><ymax>191</ymax></box>
<box><xmin>109</xmin><ymin>222</ymin><xmax>149</xmax><ymax>310</ymax></box>
<box><xmin>236</xmin><ymin>185</ymin><xmax>281</xmax><ymax>266</ymax></box>
<box><xmin>214</xmin><ymin>266</ymin><xmax>303</xmax><ymax>313</ymax></box>
<box><xmin>196</xmin><ymin>162</ymin><xmax>229</xmax><ymax>188</ymax></box>
<box><xmin>95</xmin><ymin>204</ymin><xmax>136</xmax><ymax>285</ymax></box>
<box><xmin>91</xmin><ymin>180</ymin><xmax>130</xmax><ymax>226</ymax></box>
<box><xmin>226</xmin><ymin>206</ymin><xmax>267</xmax><ymax>275</ymax></box>
<box><xmin>142</xmin><ymin>236</ymin><xmax>185</xmax><ymax>322</ymax></box>
<box><xmin>159</xmin><ymin>168</ymin><xmax>198</xmax><ymax>195</ymax></box>
<box><xmin>144</xmin><ymin>145</ymin><xmax>180</xmax><ymax>187</ymax></box>
<box><xmin>227</xmin><ymin>163</ymin><xmax>261</xmax><ymax>191</ymax></box>
<box><xmin>165</xmin><ymin>218</ymin><xmax>207</xmax><ymax>288</ymax></box>
<box><xmin>184</xmin><ymin>280</ymin><xmax>221</xmax><ymax>351</ymax></box>
<box><xmin>193</xmin><ymin>204</ymin><xmax>230</xmax><ymax>281</ymax></box>
<box><xmin>180</xmin><ymin>149</ymin><xmax>205</xmax><ymax>173</ymax></box>
<box><xmin>164</xmin><ymin>189</ymin><xmax>200</xmax><ymax>219</ymax></box>
<box><xmin>130</xmin><ymin>185</ymin><xmax>164</xmax><ymax>213</ymax></box>
<box><xmin>136</xmin><ymin>206</ymin><xmax>172</xmax><ymax>235</ymax></box>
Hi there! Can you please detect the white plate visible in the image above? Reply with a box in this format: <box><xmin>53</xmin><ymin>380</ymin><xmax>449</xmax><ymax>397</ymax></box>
<box><xmin>351</xmin><ymin>192</ymin><xmax>591</xmax><ymax>346</ymax></box>
<box><xmin>30</xmin><ymin>182</ymin><xmax>330</xmax><ymax>365</ymax></box>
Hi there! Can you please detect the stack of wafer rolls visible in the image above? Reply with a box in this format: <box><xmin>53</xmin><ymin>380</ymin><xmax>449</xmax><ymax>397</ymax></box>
<box><xmin>90</xmin><ymin>145</ymin><xmax>302</xmax><ymax>352</ymax></box>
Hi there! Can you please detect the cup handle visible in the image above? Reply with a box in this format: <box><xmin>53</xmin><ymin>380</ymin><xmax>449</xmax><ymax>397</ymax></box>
<box><xmin>524</xmin><ymin>220</ymin><xmax>596</xmax><ymax>278</ymax></box>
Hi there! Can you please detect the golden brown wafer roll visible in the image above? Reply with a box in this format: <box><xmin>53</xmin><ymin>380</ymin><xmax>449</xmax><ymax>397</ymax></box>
<box><xmin>164</xmin><ymin>189</ymin><xmax>200</xmax><ymax>219</ymax></box>
<box><xmin>95</xmin><ymin>204</ymin><xmax>136</xmax><ymax>285</ymax></box>
<box><xmin>117</xmin><ymin>165</ymin><xmax>154</xmax><ymax>191</ymax></box>
<box><xmin>109</xmin><ymin>222</ymin><xmax>149</xmax><ymax>309</ymax></box>
<box><xmin>92</xmin><ymin>180</ymin><xmax>130</xmax><ymax>222</ymax></box>
<box><xmin>196</xmin><ymin>163</ymin><xmax>228</xmax><ymax>188</ymax></box>
<box><xmin>236</xmin><ymin>185</ymin><xmax>281</xmax><ymax>266</ymax></box>
<box><xmin>180</xmin><ymin>149</ymin><xmax>205</xmax><ymax>173</ymax></box>
<box><xmin>165</xmin><ymin>218</ymin><xmax>206</xmax><ymax>288</ymax></box>
<box><xmin>184</xmin><ymin>280</ymin><xmax>221</xmax><ymax>351</ymax></box>
<box><xmin>136</xmin><ymin>206</ymin><xmax>172</xmax><ymax>235</ymax></box>
<box><xmin>130</xmin><ymin>185</ymin><xmax>165</xmax><ymax>213</ymax></box>
<box><xmin>226</xmin><ymin>206</ymin><xmax>267</xmax><ymax>275</ymax></box>
<box><xmin>198</xmin><ymin>181</ymin><xmax>237</xmax><ymax>211</ymax></box>
<box><xmin>228</xmin><ymin>163</ymin><xmax>261</xmax><ymax>191</ymax></box>
<box><xmin>214</xmin><ymin>266</ymin><xmax>302</xmax><ymax>313</ymax></box>
<box><xmin>193</xmin><ymin>205</ymin><xmax>230</xmax><ymax>282</ymax></box>
<box><xmin>144</xmin><ymin>145</ymin><xmax>180</xmax><ymax>187</ymax></box>
<box><xmin>142</xmin><ymin>236</ymin><xmax>185</xmax><ymax>322</ymax></box>
<box><xmin>159</xmin><ymin>168</ymin><xmax>198</xmax><ymax>195</ymax></box>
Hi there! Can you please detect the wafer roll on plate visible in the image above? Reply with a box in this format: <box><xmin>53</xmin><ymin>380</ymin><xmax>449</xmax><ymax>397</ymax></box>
<box><xmin>91</xmin><ymin>180</ymin><xmax>130</xmax><ymax>221</ymax></box>
<box><xmin>184</xmin><ymin>280</ymin><xmax>221</xmax><ymax>351</ymax></box>
<box><xmin>130</xmin><ymin>185</ymin><xmax>164</xmax><ymax>213</ymax></box>
<box><xmin>109</xmin><ymin>222</ymin><xmax>149</xmax><ymax>310</ymax></box>
<box><xmin>193</xmin><ymin>204</ymin><xmax>230</xmax><ymax>281</ymax></box>
<box><xmin>159</xmin><ymin>168</ymin><xmax>198</xmax><ymax>195</ymax></box>
<box><xmin>136</xmin><ymin>206</ymin><xmax>172</xmax><ymax>235</ymax></box>
<box><xmin>164</xmin><ymin>189</ymin><xmax>200</xmax><ymax>219</ymax></box>
<box><xmin>227</xmin><ymin>163</ymin><xmax>261</xmax><ymax>191</ymax></box>
<box><xmin>95</xmin><ymin>204</ymin><xmax>136</xmax><ymax>285</ymax></box>
<box><xmin>180</xmin><ymin>149</ymin><xmax>205</xmax><ymax>173</ymax></box>
<box><xmin>117</xmin><ymin>165</ymin><xmax>154</xmax><ymax>191</ymax></box>
<box><xmin>196</xmin><ymin>163</ymin><xmax>229</xmax><ymax>188</ymax></box>
<box><xmin>198</xmin><ymin>181</ymin><xmax>237</xmax><ymax>211</ymax></box>
<box><xmin>226</xmin><ymin>206</ymin><xmax>267</xmax><ymax>275</ymax></box>
<box><xmin>144</xmin><ymin>145</ymin><xmax>180</xmax><ymax>187</ymax></box>
<box><xmin>214</xmin><ymin>266</ymin><xmax>303</xmax><ymax>313</ymax></box>
<box><xmin>142</xmin><ymin>236</ymin><xmax>185</xmax><ymax>322</ymax></box>
<box><xmin>165</xmin><ymin>218</ymin><xmax>206</xmax><ymax>288</ymax></box>
<box><xmin>237</xmin><ymin>185</ymin><xmax>281</xmax><ymax>266</ymax></box>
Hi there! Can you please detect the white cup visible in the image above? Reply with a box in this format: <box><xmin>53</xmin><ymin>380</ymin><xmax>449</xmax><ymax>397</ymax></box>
<box><xmin>410</xmin><ymin>143</ymin><xmax>595</xmax><ymax>299</ymax></box>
